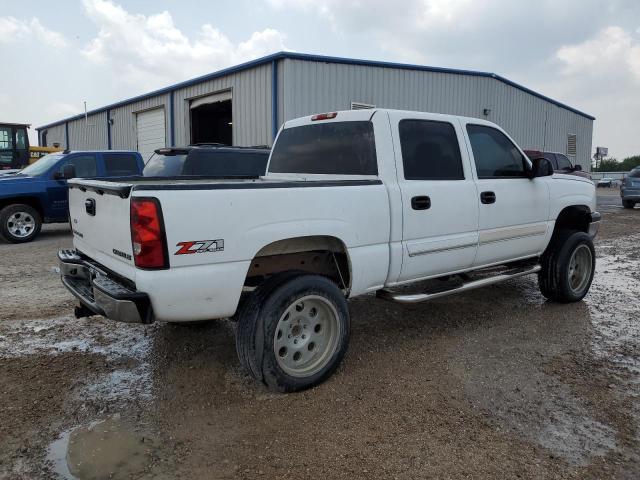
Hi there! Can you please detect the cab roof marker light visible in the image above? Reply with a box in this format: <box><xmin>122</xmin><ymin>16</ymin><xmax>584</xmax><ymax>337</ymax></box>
<box><xmin>311</xmin><ymin>112</ymin><xmax>338</xmax><ymax>121</ymax></box>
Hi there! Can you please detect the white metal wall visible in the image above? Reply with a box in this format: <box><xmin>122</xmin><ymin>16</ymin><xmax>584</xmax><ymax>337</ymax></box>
<box><xmin>37</xmin><ymin>58</ymin><xmax>593</xmax><ymax>169</ymax></box>
<box><xmin>40</xmin><ymin>123</ymin><xmax>67</xmax><ymax>148</ymax></box>
<box><xmin>279</xmin><ymin>59</ymin><xmax>594</xmax><ymax>169</ymax></box>
<box><xmin>67</xmin><ymin>112</ymin><xmax>108</xmax><ymax>150</ymax></box>
<box><xmin>173</xmin><ymin>63</ymin><xmax>272</xmax><ymax>147</ymax></box>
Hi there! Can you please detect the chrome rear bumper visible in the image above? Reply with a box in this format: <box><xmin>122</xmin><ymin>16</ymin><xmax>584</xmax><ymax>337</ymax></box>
<box><xmin>58</xmin><ymin>250</ymin><xmax>152</xmax><ymax>324</ymax></box>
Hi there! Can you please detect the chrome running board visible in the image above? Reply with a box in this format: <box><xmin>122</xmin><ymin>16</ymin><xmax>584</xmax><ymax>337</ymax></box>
<box><xmin>377</xmin><ymin>265</ymin><xmax>541</xmax><ymax>304</ymax></box>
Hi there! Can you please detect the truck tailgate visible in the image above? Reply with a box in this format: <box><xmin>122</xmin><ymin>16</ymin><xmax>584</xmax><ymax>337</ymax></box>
<box><xmin>68</xmin><ymin>180</ymin><xmax>136</xmax><ymax>280</ymax></box>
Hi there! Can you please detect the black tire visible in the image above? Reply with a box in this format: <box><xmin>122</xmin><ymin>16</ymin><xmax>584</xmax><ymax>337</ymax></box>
<box><xmin>539</xmin><ymin>230</ymin><xmax>595</xmax><ymax>303</ymax></box>
<box><xmin>236</xmin><ymin>272</ymin><xmax>350</xmax><ymax>392</ymax></box>
<box><xmin>0</xmin><ymin>204</ymin><xmax>42</xmax><ymax>243</ymax></box>
<box><xmin>622</xmin><ymin>200</ymin><xmax>635</xmax><ymax>209</ymax></box>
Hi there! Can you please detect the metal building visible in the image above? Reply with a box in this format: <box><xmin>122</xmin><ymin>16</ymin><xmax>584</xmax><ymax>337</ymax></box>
<box><xmin>36</xmin><ymin>52</ymin><xmax>595</xmax><ymax>169</ymax></box>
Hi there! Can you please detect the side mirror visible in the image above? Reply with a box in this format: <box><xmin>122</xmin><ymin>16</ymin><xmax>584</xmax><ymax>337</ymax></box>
<box><xmin>55</xmin><ymin>164</ymin><xmax>76</xmax><ymax>180</ymax></box>
<box><xmin>529</xmin><ymin>157</ymin><xmax>553</xmax><ymax>178</ymax></box>
<box><xmin>573</xmin><ymin>164</ymin><xmax>582</xmax><ymax>171</ymax></box>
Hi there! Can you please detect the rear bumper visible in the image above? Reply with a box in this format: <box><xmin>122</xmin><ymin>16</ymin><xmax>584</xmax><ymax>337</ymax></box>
<box><xmin>589</xmin><ymin>211</ymin><xmax>601</xmax><ymax>239</ymax></box>
<box><xmin>58</xmin><ymin>249</ymin><xmax>152</xmax><ymax>323</ymax></box>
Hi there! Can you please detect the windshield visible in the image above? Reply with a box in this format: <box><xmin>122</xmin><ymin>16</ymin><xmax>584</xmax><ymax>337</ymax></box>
<box><xmin>629</xmin><ymin>168</ymin><xmax>640</xmax><ymax>179</ymax></box>
<box><xmin>19</xmin><ymin>154</ymin><xmax>64</xmax><ymax>176</ymax></box>
<box><xmin>143</xmin><ymin>153</ymin><xmax>187</xmax><ymax>176</ymax></box>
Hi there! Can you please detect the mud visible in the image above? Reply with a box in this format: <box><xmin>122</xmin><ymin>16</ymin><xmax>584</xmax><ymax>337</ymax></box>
<box><xmin>0</xmin><ymin>204</ymin><xmax>639</xmax><ymax>479</ymax></box>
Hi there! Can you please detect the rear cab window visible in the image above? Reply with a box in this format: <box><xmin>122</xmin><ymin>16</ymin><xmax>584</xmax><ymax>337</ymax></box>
<box><xmin>104</xmin><ymin>153</ymin><xmax>140</xmax><ymax>176</ymax></box>
<box><xmin>269</xmin><ymin>121</ymin><xmax>378</xmax><ymax>175</ymax></box>
<box><xmin>399</xmin><ymin>119</ymin><xmax>464</xmax><ymax>180</ymax></box>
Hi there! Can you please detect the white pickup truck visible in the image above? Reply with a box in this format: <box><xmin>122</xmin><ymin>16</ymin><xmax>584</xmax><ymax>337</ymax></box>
<box><xmin>59</xmin><ymin>109</ymin><xmax>600</xmax><ymax>392</ymax></box>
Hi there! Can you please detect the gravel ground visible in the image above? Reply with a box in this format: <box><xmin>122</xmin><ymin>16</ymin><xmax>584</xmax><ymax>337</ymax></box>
<box><xmin>0</xmin><ymin>201</ymin><xmax>639</xmax><ymax>479</ymax></box>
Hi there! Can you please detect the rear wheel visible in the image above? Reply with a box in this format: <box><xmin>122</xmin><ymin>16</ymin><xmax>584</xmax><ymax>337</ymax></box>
<box><xmin>539</xmin><ymin>230</ymin><xmax>595</xmax><ymax>303</ymax></box>
<box><xmin>0</xmin><ymin>204</ymin><xmax>42</xmax><ymax>243</ymax></box>
<box><xmin>236</xmin><ymin>272</ymin><xmax>350</xmax><ymax>392</ymax></box>
<box><xmin>622</xmin><ymin>200</ymin><xmax>635</xmax><ymax>209</ymax></box>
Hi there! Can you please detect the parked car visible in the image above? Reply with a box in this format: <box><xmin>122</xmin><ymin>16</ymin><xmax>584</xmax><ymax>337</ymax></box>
<box><xmin>143</xmin><ymin>145</ymin><xmax>270</xmax><ymax>178</ymax></box>
<box><xmin>523</xmin><ymin>150</ymin><xmax>591</xmax><ymax>180</ymax></box>
<box><xmin>597</xmin><ymin>177</ymin><xmax>614</xmax><ymax>188</ymax></box>
<box><xmin>59</xmin><ymin>109</ymin><xmax>598</xmax><ymax>392</ymax></box>
<box><xmin>621</xmin><ymin>167</ymin><xmax>640</xmax><ymax>208</ymax></box>
<box><xmin>0</xmin><ymin>150</ymin><xmax>143</xmax><ymax>243</ymax></box>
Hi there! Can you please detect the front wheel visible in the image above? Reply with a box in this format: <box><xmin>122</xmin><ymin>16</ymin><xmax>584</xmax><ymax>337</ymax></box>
<box><xmin>539</xmin><ymin>230</ymin><xmax>595</xmax><ymax>303</ymax></box>
<box><xmin>236</xmin><ymin>273</ymin><xmax>350</xmax><ymax>392</ymax></box>
<box><xmin>622</xmin><ymin>200</ymin><xmax>635</xmax><ymax>209</ymax></box>
<box><xmin>0</xmin><ymin>204</ymin><xmax>42</xmax><ymax>243</ymax></box>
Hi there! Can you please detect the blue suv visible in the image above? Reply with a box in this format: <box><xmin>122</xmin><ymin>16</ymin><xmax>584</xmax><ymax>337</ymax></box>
<box><xmin>0</xmin><ymin>150</ymin><xmax>143</xmax><ymax>243</ymax></box>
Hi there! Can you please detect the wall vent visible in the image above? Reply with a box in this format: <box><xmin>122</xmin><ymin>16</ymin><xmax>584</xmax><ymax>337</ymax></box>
<box><xmin>567</xmin><ymin>134</ymin><xmax>577</xmax><ymax>156</ymax></box>
<box><xmin>351</xmin><ymin>102</ymin><xmax>375</xmax><ymax>110</ymax></box>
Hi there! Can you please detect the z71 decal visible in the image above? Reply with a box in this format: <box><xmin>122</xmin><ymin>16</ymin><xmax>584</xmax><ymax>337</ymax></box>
<box><xmin>175</xmin><ymin>239</ymin><xmax>224</xmax><ymax>255</ymax></box>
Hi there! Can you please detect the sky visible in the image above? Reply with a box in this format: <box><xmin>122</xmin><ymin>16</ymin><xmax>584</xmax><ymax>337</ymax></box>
<box><xmin>0</xmin><ymin>0</ymin><xmax>639</xmax><ymax>159</ymax></box>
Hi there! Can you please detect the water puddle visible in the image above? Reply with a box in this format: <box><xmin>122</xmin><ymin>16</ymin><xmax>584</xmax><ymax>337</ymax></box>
<box><xmin>0</xmin><ymin>316</ymin><xmax>154</xmax><ymax>402</ymax></box>
<box><xmin>47</xmin><ymin>415</ymin><xmax>159</xmax><ymax>480</ymax></box>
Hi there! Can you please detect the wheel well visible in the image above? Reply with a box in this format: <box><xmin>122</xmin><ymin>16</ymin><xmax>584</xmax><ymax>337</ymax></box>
<box><xmin>0</xmin><ymin>197</ymin><xmax>44</xmax><ymax>219</ymax></box>
<box><xmin>245</xmin><ymin>236</ymin><xmax>351</xmax><ymax>291</ymax></box>
<box><xmin>552</xmin><ymin>206</ymin><xmax>591</xmax><ymax>238</ymax></box>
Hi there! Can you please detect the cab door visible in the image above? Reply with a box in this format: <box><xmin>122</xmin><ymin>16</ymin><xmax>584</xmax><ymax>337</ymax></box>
<box><xmin>48</xmin><ymin>154</ymin><xmax>98</xmax><ymax>220</ymax></box>
<box><xmin>463</xmin><ymin>122</ymin><xmax>550</xmax><ymax>267</ymax></box>
<box><xmin>391</xmin><ymin>112</ymin><xmax>479</xmax><ymax>283</ymax></box>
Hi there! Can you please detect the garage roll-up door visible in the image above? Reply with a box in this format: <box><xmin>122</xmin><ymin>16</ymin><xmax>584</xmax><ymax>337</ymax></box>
<box><xmin>190</xmin><ymin>90</ymin><xmax>232</xmax><ymax>109</ymax></box>
<box><xmin>136</xmin><ymin>108</ymin><xmax>166</xmax><ymax>162</ymax></box>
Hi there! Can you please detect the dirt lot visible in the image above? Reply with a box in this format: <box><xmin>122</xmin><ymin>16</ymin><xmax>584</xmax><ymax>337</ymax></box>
<box><xmin>1</xmin><ymin>193</ymin><xmax>639</xmax><ymax>479</ymax></box>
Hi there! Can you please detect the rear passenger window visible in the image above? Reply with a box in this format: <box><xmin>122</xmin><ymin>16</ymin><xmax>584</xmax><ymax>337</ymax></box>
<box><xmin>269</xmin><ymin>121</ymin><xmax>377</xmax><ymax>175</ymax></box>
<box><xmin>399</xmin><ymin>120</ymin><xmax>464</xmax><ymax>180</ymax></box>
<box><xmin>466</xmin><ymin>125</ymin><xmax>527</xmax><ymax>178</ymax></box>
<box><xmin>104</xmin><ymin>153</ymin><xmax>139</xmax><ymax>176</ymax></box>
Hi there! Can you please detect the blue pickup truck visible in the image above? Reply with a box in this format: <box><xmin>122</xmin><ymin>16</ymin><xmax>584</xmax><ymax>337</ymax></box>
<box><xmin>0</xmin><ymin>150</ymin><xmax>144</xmax><ymax>243</ymax></box>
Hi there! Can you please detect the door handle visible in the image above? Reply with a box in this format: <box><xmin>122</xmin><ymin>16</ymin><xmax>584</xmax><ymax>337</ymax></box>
<box><xmin>411</xmin><ymin>195</ymin><xmax>431</xmax><ymax>210</ymax></box>
<box><xmin>480</xmin><ymin>191</ymin><xmax>496</xmax><ymax>204</ymax></box>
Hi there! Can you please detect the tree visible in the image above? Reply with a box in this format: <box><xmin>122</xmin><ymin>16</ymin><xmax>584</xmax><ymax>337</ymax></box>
<box><xmin>593</xmin><ymin>155</ymin><xmax>640</xmax><ymax>172</ymax></box>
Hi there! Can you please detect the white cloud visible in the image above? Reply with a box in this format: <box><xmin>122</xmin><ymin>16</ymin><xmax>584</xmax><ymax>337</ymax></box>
<box><xmin>81</xmin><ymin>0</ymin><xmax>289</xmax><ymax>90</ymax></box>
<box><xmin>0</xmin><ymin>16</ymin><xmax>67</xmax><ymax>48</ymax></box>
<box><xmin>557</xmin><ymin>26</ymin><xmax>640</xmax><ymax>81</ymax></box>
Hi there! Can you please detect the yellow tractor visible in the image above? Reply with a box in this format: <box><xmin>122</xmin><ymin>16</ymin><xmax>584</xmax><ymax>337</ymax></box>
<box><xmin>0</xmin><ymin>122</ymin><xmax>62</xmax><ymax>171</ymax></box>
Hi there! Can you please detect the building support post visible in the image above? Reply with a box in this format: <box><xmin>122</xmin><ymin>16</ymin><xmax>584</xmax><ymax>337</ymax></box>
<box><xmin>65</xmin><ymin>122</ymin><xmax>70</xmax><ymax>150</ymax></box>
<box><xmin>271</xmin><ymin>59</ymin><xmax>278</xmax><ymax>143</ymax></box>
<box><xmin>106</xmin><ymin>109</ymin><xmax>112</xmax><ymax>150</ymax></box>
<box><xmin>169</xmin><ymin>90</ymin><xmax>175</xmax><ymax>147</ymax></box>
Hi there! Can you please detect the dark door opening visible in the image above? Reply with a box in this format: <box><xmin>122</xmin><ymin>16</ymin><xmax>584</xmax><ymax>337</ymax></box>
<box><xmin>190</xmin><ymin>99</ymin><xmax>232</xmax><ymax>145</ymax></box>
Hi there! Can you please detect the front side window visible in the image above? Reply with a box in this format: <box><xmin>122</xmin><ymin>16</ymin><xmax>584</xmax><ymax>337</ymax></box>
<box><xmin>104</xmin><ymin>153</ymin><xmax>139</xmax><ymax>176</ymax></box>
<box><xmin>399</xmin><ymin>120</ymin><xmax>464</xmax><ymax>180</ymax></box>
<box><xmin>59</xmin><ymin>155</ymin><xmax>97</xmax><ymax>178</ymax></box>
<box><xmin>0</xmin><ymin>127</ymin><xmax>13</xmax><ymax>150</ymax></box>
<box><xmin>466</xmin><ymin>125</ymin><xmax>527</xmax><ymax>179</ymax></box>
<box><xmin>556</xmin><ymin>153</ymin><xmax>573</xmax><ymax>170</ymax></box>
<box><xmin>269</xmin><ymin>121</ymin><xmax>378</xmax><ymax>175</ymax></box>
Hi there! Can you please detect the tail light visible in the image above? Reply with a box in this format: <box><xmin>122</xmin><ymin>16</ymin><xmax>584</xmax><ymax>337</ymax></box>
<box><xmin>311</xmin><ymin>112</ymin><xmax>338</xmax><ymax>121</ymax></box>
<box><xmin>130</xmin><ymin>197</ymin><xmax>168</xmax><ymax>269</ymax></box>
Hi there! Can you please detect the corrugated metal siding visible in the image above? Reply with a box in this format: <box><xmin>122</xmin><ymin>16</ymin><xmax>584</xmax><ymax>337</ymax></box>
<box><xmin>173</xmin><ymin>63</ymin><xmax>272</xmax><ymax>146</ymax></box>
<box><xmin>41</xmin><ymin>124</ymin><xmax>67</xmax><ymax>148</ymax></box>
<box><xmin>282</xmin><ymin>59</ymin><xmax>593</xmax><ymax>170</ymax></box>
<box><xmin>67</xmin><ymin>112</ymin><xmax>108</xmax><ymax>150</ymax></box>
<box><xmin>110</xmin><ymin>94</ymin><xmax>170</xmax><ymax>150</ymax></box>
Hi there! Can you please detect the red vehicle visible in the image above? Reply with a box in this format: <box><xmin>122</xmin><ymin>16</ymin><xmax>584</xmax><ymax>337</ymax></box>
<box><xmin>523</xmin><ymin>150</ymin><xmax>591</xmax><ymax>180</ymax></box>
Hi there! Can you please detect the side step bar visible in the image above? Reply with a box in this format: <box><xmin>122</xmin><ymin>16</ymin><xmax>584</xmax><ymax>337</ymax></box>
<box><xmin>377</xmin><ymin>265</ymin><xmax>541</xmax><ymax>304</ymax></box>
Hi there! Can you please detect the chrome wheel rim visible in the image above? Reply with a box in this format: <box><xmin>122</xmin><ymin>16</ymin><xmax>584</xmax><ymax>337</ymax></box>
<box><xmin>273</xmin><ymin>295</ymin><xmax>341</xmax><ymax>378</ymax></box>
<box><xmin>7</xmin><ymin>212</ymin><xmax>35</xmax><ymax>238</ymax></box>
<box><xmin>568</xmin><ymin>244</ymin><xmax>592</xmax><ymax>294</ymax></box>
